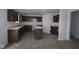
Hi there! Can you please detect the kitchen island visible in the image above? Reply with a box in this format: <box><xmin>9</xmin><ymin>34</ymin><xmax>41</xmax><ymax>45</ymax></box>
<box><xmin>34</xmin><ymin>26</ymin><xmax>43</xmax><ymax>39</ymax></box>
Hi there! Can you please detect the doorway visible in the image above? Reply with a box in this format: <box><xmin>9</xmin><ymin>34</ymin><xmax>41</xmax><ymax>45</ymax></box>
<box><xmin>70</xmin><ymin>10</ymin><xmax>79</xmax><ymax>40</ymax></box>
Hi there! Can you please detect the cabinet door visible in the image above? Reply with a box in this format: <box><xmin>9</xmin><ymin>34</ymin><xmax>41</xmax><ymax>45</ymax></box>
<box><xmin>37</xmin><ymin>17</ymin><xmax>42</xmax><ymax>22</ymax></box>
<box><xmin>22</xmin><ymin>16</ymin><xmax>26</xmax><ymax>22</ymax></box>
<box><xmin>53</xmin><ymin>15</ymin><xmax>59</xmax><ymax>22</ymax></box>
<box><xmin>13</xmin><ymin>11</ymin><xmax>18</xmax><ymax>21</ymax></box>
<box><xmin>8</xmin><ymin>30</ymin><xmax>18</xmax><ymax>42</ymax></box>
<box><xmin>22</xmin><ymin>16</ymin><xmax>32</xmax><ymax>22</ymax></box>
<box><xmin>50</xmin><ymin>27</ymin><xmax>58</xmax><ymax>35</ymax></box>
<box><xmin>8</xmin><ymin>9</ymin><xmax>18</xmax><ymax>22</ymax></box>
<box><xmin>26</xmin><ymin>16</ymin><xmax>32</xmax><ymax>22</ymax></box>
<box><xmin>26</xmin><ymin>25</ymin><xmax>32</xmax><ymax>32</ymax></box>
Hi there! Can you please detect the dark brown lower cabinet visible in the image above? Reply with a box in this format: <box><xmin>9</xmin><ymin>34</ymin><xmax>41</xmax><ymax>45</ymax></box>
<box><xmin>26</xmin><ymin>25</ymin><xmax>32</xmax><ymax>32</ymax></box>
<box><xmin>8</xmin><ymin>30</ymin><xmax>19</xmax><ymax>42</ymax></box>
<box><xmin>34</xmin><ymin>29</ymin><xmax>43</xmax><ymax>39</ymax></box>
<box><xmin>8</xmin><ymin>26</ymin><xmax>26</xmax><ymax>42</ymax></box>
<box><xmin>50</xmin><ymin>26</ymin><xmax>58</xmax><ymax>35</ymax></box>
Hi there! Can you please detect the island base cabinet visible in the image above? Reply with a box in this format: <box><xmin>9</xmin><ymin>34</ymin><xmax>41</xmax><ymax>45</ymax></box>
<box><xmin>34</xmin><ymin>29</ymin><xmax>43</xmax><ymax>39</ymax></box>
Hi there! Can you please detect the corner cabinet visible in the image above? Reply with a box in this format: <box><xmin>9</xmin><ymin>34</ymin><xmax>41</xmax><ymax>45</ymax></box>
<box><xmin>7</xmin><ymin>9</ymin><xmax>18</xmax><ymax>22</ymax></box>
<box><xmin>8</xmin><ymin>26</ymin><xmax>26</xmax><ymax>42</ymax></box>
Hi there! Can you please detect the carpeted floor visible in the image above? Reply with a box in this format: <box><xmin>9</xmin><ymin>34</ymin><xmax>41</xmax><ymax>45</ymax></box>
<box><xmin>4</xmin><ymin>32</ymin><xmax>79</xmax><ymax>49</ymax></box>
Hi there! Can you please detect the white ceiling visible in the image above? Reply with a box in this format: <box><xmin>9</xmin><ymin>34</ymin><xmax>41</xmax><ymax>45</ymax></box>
<box><xmin>15</xmin><ymin>9</ymin><xmax>59</xmax><ymax>15</ymax></box>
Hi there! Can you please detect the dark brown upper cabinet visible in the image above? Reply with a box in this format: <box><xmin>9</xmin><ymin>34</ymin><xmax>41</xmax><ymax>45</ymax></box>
<box><xmin>21</xmin><ymin>16</ymin><xmax>42</xmax><ymax>22</ymax></box>
<box><xmin>21</xmin><ymin>16</ymin><xmax>26</xmax><ymax>22</ymax></box>
<box><xmin>53</xmin><ymin>15</ymin><xmax>59</xmax><ymax>22</ymax></box>
<box><xmin>36</xmin><ymin>17</ymin><xmax>42</xmax><ymax>22</ymax></box>
<box><xmin>22</xmin><ymin>16</ymin><xmax>32</xmax><ymax>22</ymax></box>
<box><xmin>8</xmin><ymin>9</ymin><xmax>18</xmax><ymax>22</ymax></box>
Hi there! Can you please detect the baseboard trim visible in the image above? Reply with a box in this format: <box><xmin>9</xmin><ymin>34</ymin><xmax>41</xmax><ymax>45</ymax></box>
<box><xmin>58</xmin><ymin>38</ymin><xmax>70</xmax><ymax>41</ymax></box>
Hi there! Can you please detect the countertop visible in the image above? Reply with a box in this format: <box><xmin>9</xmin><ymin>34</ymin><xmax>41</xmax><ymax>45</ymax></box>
<box><xmin>34</xmin><ymin>26</ymin><xmax>43</xmax><ymax>29</ymax></box>
<box><xmin>8</xmin><ymin>25</ymin><xmax>24</xmax><ymax>30</ymax></box>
